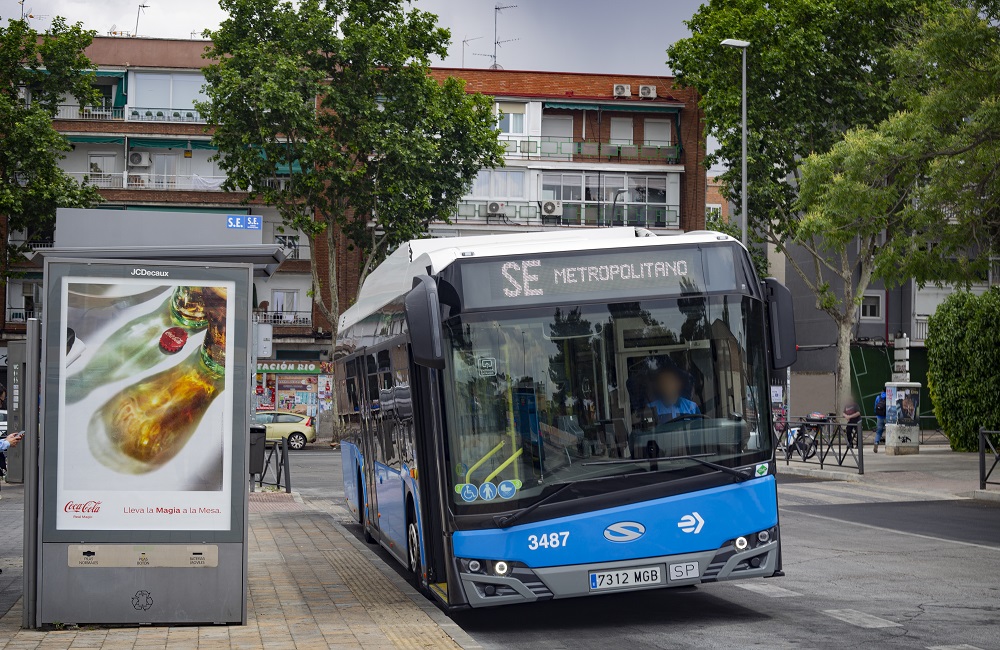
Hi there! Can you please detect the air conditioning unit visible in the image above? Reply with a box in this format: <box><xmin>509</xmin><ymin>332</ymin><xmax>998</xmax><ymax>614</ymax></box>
<box><xmin>486</xmin><ymin>201</ymin><xmax>505</xmax><ymax>215</ymax></box>
<box><xmin>128</xmin><ymin>151</ymin><xmax>151</xmax><ymax>167</ymax></box>
<box><xmin>541</xmin><ymin>200</ymin><xmax>563</xmax><ymax>217</ymax></box>
<box><xmin>639</xmin><ymin>84</ymin><xmax>657</xmax><ymax>99</ymax></box>
<box><xmin>613</xmin><ymin>84</ymin><xmax>631</xmax><ymax>98</ymax></box>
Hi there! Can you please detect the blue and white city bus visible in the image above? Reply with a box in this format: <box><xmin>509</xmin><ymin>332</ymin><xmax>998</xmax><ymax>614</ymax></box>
<box><xmin>336</xmin><ymin>227</ymin><xmax>796</xmax><ymax>611</ymax></box>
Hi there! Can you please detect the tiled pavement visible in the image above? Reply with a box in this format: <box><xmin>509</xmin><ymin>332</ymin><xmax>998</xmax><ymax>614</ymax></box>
<box><xmin>0</xmin><ymin>490</ymin><xmax>471</xmax><ymax>649</ymax></box>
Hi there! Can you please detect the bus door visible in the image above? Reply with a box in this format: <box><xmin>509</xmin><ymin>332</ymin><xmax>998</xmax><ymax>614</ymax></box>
<box><xmin>373</xmin><ymin>348</ymin><xmax>406</xmax><ymax>558</ymax></box>
<box><xmin>357</xmin><ymin>349</ymin><xmax>381</xmax><ymax>538</ymax></box>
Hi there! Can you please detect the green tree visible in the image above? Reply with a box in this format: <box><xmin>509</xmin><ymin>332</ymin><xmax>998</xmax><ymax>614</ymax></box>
<box><xmin>926</xmin><ymin>289</ymin><xmax>1000</xmax><ymax>451</ymax></box>
<box><xmin>800</xmin><ymin>1</ymin><xmax>1000</xmax><ymax>288</ymax></box>
<box><xmin>668</xmin><ymin>0</ymin><xmax>945</xmax><ymax>408</ymax></box>
<box><xmin>200</xmin><ymin>0</ymin><xmax>505</xmax><ymax>328</ymax></box>
<box><xmin>0</xmin><ymin>18</ymin><xmax>102</xmax><ymax>328</ymax></box>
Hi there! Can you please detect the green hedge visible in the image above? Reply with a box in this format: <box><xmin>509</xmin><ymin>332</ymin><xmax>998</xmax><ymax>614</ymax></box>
<box><xmin>926</xmin><ymin>288</ymin><xmax>1000</xmax><ymax>451</ymax></box>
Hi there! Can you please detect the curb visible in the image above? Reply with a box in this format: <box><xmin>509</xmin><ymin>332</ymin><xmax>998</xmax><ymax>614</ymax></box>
<box><xmin>774</xmin><ymin>463</ymin><xmax>863</xmax><ymax>483</ymax></box>
<box><xmin>300</xmin><ymin>495</ymin><xmax>483</xmax><ymax>650</ymax></box>
<box><xmin>970</xmin><ymin>489</ymin><xmax>1000</xmax><ymax>503</ymax></box>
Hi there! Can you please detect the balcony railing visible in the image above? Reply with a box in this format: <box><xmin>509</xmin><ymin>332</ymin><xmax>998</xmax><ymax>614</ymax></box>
<box><xmin>454</xmin><ymin>200</ymin><xmax>681</xmax><ymax>229</ymax></box>
<box><xmin>127</xmin><ymin>107</ymin><xmax>205</xmax><ymax>123</ymax></box>
<box><xmin>912</xmin><ymin>315</ymin><xmax>930</xmax><ymax>343</ymax></box>
<box><xmin>55</xmin><ymin>105</ymin><xmax>125</xmax><ymax>120</ymax></box>
<box><xmin>497</xmin><ymin>136</ymin><xmax>681</xmax><ymax>164</ymax></box>
<box><xmin>66</xmin><ymin>171</ymin><xmax>228</xmax><ymax>191</ymax></box>
<box><xmin>253</xmin><ymin>311</ymin><xmax>312</xmax><ymax>327</ymax></box>
<box><xmin>7</xmin><ymin>307</ymin><xmax>38</xmax><ymax>323</ymax></box>
<box><xmin>54</xmin><ymin>105</ymin><xmax>205</xmax><ymax>123</ymax></box>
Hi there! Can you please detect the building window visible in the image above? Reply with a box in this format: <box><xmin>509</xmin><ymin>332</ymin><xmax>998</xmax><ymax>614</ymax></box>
<box><xmin>609</xmin><ymin>117</ymin><xmax>633</xmax><ymax>145</ymax></box>
<box><xmin>644</xmin><ymin>119</ymin><xmax>672</xmax><ymax>146</ymax></box>
<box><xmin>275</xmin><ymin>235</ymin><xmax>301</xmax><ymax>259</ymax></box>
<box><xmin>466</xmin><ymin>169</ymin><xmax>525</xmax><ymax>200</ymax></box>
<box><xmin>496</xmin><ymin>102</ymin><xmax>526</xmax><ymax>136</ymax></box>
<box><xmin>272</xmin><ymin>290</ymin><xmax>299</xmax><ymax>314</ymax></box>
<box><xmin>88</xmin><ymin>153</ymin><xmax>117</xmax><ymax>187</ymax></box>
<box><xmin>706</xmin><ymin>204</ymin><xmax>723</xmax><ymax>220</ymax></box>
<box><xmin>541</xmin><ymin>115</ymin><xmax>573</xmax><ymax>141</ymax></box>
<box><xmin>860</xmin><ymin>293</ymin><xmax>883</xmax><ymax>320</ymax></box>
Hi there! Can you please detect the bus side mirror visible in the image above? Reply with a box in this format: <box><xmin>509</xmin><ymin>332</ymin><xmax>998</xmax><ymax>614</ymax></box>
<box><xmin>405</xmin><ymin>275</ymin><xmax>445</xmax><ymax>369</ymax></box>
<box><xmin>763</xmin><ymin>278</ymin><xmax>797</xmax><ymax>370</ymax></box>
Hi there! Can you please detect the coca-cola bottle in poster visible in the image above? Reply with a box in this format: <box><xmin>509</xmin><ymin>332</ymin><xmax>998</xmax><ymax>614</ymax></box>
<box><xmin>87</xmin><ymin>287</ymin><xmax>227</xmax><ymax>475</ymax></box>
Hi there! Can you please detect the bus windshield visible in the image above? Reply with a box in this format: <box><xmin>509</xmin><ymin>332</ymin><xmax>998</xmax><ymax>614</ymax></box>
<box><xmin>441</xmin><ymin>295</ymin><xmax>771</xmax><ymax>511</ymax></box>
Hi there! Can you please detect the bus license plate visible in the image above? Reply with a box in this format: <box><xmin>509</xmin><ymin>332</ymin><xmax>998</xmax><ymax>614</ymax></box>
<box><xmin>589</xmin><ymin>565</ymin><xmax>662</xmax><ymax>591</ymax></box>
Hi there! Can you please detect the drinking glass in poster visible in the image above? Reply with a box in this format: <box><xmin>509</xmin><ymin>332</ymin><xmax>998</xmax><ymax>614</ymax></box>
<box><xmin>55</xmin><ymin>277</ymin><xmax>235</xmax><ymax>531</ymax></box>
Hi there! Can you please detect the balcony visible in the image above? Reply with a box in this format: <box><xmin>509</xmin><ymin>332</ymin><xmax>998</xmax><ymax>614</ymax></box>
<box><xmin>55</xmin><ymin>105</ymin><xmax>125</xmax><ymax>120</ymax></box>
<box><xmin>54</xmin><ymin>105</ymin><xmax>205</xmax><ymax>123</ymax></box>
<box><xmin>127</xmin><ymin>107</ymin><xmax>205</xmax><ymax>123</ymax></box>
<box><xmin>498</xmin><ymin>136</ymin><xmax>681</xmax><ymax>164</ymax></box>
<box><xmin>7</xmin><ymin>307</ymin><xmax>39</xmax><ymax>323</ymax></box>
<box><xmin>454</xmin><ymin>200</ymin><xmax>681</xmax><ymax>229</ymax></box>
<box><xmin>253</xmin><ymin>311</ymin><xmax>312</xmax><ymax>327</ymax></box>
<box><xmin>66</xmin><ymin>171</ymin><xmax>228</xmax><ymax>191</ymax></box>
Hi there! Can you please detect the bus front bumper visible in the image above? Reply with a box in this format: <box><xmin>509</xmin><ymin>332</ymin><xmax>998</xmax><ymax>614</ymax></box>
<box><xmin>457</xmin><ymin>531</ymin><xmax>779</xmax><ymax>608</ymax></box>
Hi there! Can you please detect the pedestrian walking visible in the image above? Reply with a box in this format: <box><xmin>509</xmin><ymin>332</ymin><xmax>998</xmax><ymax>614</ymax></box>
<box><xmin>843</xmin><ymin>400</ymin><xmax>861</xmax><ymax>449</ymax></box>
<box><xmin>0</xmin><ymin>431</ymin><xmax>24</xmax><ymax>500</ymax></box>
<box><xmin>873</xmin><ymin>391</ymin><xmax>887</xmax><ymax>453</ymax></box>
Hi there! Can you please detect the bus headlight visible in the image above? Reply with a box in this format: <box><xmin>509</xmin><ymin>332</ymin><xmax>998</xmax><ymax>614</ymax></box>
<box><xmin>468</xmin><ymin>560</ymin><xmax>482</xmax><ymax>573</ymax></box>
<box><xmin>734</xmin><ymin>536</ymin><xmax>749</xmax><ymax>551</ymax></box>
<box><xmin>757</xmin><ymin>530</ymin><xmax>770</xmax><ymax>544</ymax></box>
<box><xmin>493</xmin><ymin>561</ymin><xmax>510</xmax><ymax>576</ymax></box>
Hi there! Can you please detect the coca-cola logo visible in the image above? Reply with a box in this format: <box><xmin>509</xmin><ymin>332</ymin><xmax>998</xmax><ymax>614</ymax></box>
<box><xmin>64</xmin><ymin>500</ymin><xmax>102</xmax><ymax>513</ymax></box>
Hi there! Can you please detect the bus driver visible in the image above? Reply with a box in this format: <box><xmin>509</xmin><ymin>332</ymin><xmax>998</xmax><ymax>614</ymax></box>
<box><xmin>647</xmin><ymin>360</ymin><xmax>700</xmax><ymax>424</ymax></box>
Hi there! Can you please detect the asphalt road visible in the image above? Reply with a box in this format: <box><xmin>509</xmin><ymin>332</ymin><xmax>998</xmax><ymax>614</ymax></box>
<box><xmin>292</xmin><ymin>447</ymin><xmax>1000</xmax><ymax>650</ymax></box>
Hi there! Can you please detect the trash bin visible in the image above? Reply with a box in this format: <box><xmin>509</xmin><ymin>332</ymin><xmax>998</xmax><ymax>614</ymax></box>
<box><xmin>249</xmin><ymin>425</ymin><xmax>267</xmax><ymax>475</ymax></box>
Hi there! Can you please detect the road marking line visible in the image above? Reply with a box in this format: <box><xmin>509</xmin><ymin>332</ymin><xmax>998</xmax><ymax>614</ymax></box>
<box><xmin>822</xmin><ymin>609</ymin><xmax>902</xmax><ymax>629</ymax></box>
<box><xmin>781</xmin><ymin>509</ymin><xmax>1000</xmax><ymax>551</ymax></box>
<box><xmin>927</xmin><ymin>645</ymin><xmax>985</xmax><ymax>650</ymax></box>
<box><xmin>733</xmin><ymin>583</ymin><xmax>801</xmax><ymax>598</ymax></box>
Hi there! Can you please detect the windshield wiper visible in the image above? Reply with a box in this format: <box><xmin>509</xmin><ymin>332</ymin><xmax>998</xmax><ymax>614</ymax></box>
<box><xmin>583</xmin><ymin>453</ymin><xmax>752</xmax><ymax>483</ymax></box>
<box><xmin>494</xmin><ymin>482</ymin><xmax>573</xmax><ymax>529</ymax></box>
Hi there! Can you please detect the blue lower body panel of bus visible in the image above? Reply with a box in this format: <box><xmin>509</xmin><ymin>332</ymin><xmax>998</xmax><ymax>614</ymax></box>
<box><xmin>451</xmin><ymin>476</ymin><xmax>779</xmax><ymax>607</ymax></box>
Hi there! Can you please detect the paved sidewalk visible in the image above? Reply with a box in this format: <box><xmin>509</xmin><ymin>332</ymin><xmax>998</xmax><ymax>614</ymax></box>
<box><xmin>776</xmin><ymin>441</ymin><xmax>998</xmax><ymax>500</ymax></box>
<box><xmin>0</xmin><ymin>489</ymin><xmax>470</xmax><ymax>650</ymax></box>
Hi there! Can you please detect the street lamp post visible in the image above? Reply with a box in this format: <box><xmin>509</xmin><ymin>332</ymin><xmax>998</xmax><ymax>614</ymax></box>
<box><xmin>610</xmin><ymin>187</ymin><xmax>627</xmax><ymax>228</ymax></box>
<box><xmin>721</xmin><ymin>38</ymin><xmax>749</xmax><ymax>247</ymax></box>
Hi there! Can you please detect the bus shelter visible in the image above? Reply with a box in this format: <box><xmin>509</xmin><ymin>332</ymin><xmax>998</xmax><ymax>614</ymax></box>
<box><xmin>20</xmin><ymin>245</ymin><xmax>282</xmax><ymax>628</ymax></box>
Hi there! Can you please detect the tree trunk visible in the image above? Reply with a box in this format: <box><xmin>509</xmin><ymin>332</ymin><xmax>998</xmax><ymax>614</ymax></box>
<box><xmin>309</xmin><ymin>220</ymin><xmax>343</xmax><ymax>444</ymax></box>
<box><xmin>834</xmin><ymin>314</ymin><xmax>854</xmax><ymax>416</ymax></box>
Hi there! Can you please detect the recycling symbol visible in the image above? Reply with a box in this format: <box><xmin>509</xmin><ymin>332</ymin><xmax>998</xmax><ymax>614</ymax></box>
<box><xmin>132</xmin><ymin>590</ymin><xmax>154</xmax><ymax>611</ymax></box>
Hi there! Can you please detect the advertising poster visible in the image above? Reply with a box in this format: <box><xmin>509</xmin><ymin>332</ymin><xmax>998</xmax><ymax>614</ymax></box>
<box><xmin>55</xmin><ymin>276</ymin><xmax>236</xmax><ymax>531</ymax></box>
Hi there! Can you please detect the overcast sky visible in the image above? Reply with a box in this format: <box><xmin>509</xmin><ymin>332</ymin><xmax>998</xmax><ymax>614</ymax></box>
<box><xmin>2</xmin><ymin>0</ymin><xmax>705</xmax><ymax>74</ymax></box>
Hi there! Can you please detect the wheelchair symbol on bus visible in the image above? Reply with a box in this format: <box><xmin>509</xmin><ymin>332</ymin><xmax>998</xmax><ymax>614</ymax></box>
<box><xmin>459</xmin><ymin>484</ymin><xmax>478</xmax><ymax>502</ymax></box>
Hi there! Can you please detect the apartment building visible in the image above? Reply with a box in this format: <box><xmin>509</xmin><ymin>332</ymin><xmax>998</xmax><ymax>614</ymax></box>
<box><xmin>4</xmin><ymin>37</ymin><xmax>320</xmax><ymax>379</ymax></box>
<box><xmin>4</xmin><ymin>37</ymin><xmax>708</xmax><ymax>390</ymax></box>
<box><xmin>328</xmin><ymin>66</ymin><xmax>707</xmax><ymax>302</ymax></box>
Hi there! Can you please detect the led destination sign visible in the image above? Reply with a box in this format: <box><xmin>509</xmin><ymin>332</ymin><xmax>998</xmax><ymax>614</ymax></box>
<box><xmin>459</xmin><ymin>246</ymin><xmax>736</xmax><ymax>309</ymax></box>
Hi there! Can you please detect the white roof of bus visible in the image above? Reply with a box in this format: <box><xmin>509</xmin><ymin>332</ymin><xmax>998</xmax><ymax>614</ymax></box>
<box><xmin>338</xmin><ymin>227</ymin><xmax>737</xmax><ymax>332</ymax></box>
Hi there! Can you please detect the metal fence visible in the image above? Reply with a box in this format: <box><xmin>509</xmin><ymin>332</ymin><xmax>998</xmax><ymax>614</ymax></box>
<box><xmin>979</xmin><ymin>428</ymin><xmax>999</xmax><ymax>490</ymax></box>
<box><xmin>776</xmin><ymin>419</ymin><xmax>864</xmax><ymax>475</ymax></box>
<box><xmin>252</xmin><ymin>437</ymin><xmax>292</xmax><ymax>493</ymax></box>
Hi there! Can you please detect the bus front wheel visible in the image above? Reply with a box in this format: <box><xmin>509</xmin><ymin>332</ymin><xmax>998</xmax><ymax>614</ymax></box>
<box><xmin>406</xmin><ymin>503</ymin><xmax>423</xmax><ymax>591</ymax></box>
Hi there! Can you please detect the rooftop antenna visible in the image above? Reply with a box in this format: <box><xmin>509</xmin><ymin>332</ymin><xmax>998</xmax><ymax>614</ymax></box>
<box><xmin>134</xmin><ymin>3</ymin><xmax>150</xmax><ymax>38</ymax></box>
<box><xmin>461</xmin><ymin>35</ymin><xmax>482</xmax><ymax>68</ymax></box>
<box><xmin>492</xmin><ymin>4</ymin><xmax>518</xmax><ymax>69</ymax></box>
